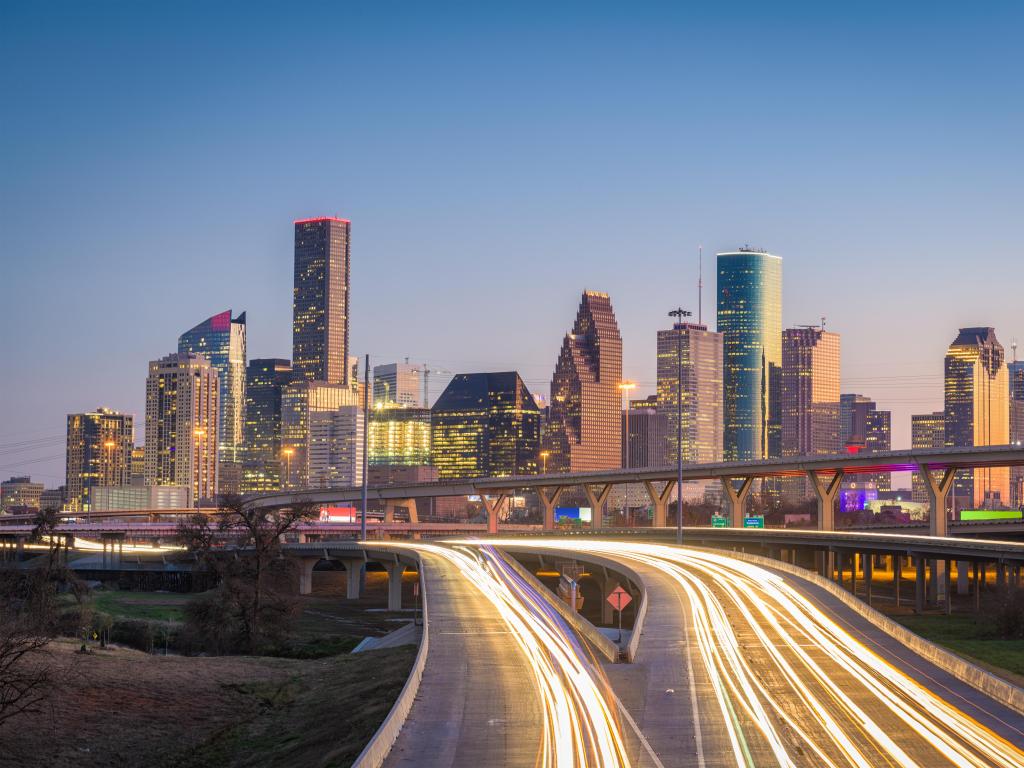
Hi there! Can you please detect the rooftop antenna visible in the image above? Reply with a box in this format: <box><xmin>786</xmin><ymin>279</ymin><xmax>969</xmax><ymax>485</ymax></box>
<box><xmin>698</xmin><ymin>245</ymin><xmax>703</xmax><ymax>325</ymax></box>
<box><xmin>821</xmin><ymin>316</ymin><xmax>827</xmax><ymax>330</ymax></box>
<box><xmin>1013</xmin><ymin>340</ymin><xmax>1018</xmax><ymax>363</ymax></box>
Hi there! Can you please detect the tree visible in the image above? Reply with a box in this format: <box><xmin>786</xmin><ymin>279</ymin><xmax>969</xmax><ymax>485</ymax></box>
<box><xmin>178</xmin><ymin>494</ymin><xmax>318</xmax><ymax>653</ymax></box>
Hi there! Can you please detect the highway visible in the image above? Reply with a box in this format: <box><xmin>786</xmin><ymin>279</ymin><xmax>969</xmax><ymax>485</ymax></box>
<box><xmin>474</xmin><ymin>539</ymin><xmax>1024</xmax><ymax>768</ymax></box>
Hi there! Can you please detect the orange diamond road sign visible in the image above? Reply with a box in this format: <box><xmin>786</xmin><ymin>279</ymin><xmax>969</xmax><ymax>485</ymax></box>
<box><xmin>606</xmin><ymin>586</ymin><xmax>632</xmax><ymax>612</ymax></box>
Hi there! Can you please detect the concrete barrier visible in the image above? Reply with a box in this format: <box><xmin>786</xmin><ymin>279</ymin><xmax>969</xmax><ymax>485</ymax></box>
<box><xmin>713</xmin><ymin>548</ymin><xmax>1024</xmax><ymax>716</ymax></box>
<box><xmin>350</xmin><ymin>552</ymin><xmax>429</xmax><ymax>768</ymax></box>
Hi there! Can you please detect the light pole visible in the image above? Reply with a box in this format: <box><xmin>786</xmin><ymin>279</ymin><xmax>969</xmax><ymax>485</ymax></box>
<box><xmin>193</xmin><ymin>428</ymin><xmax>206</xmax><ymax>510</ymax></box>
<box><xmin>540</xmin><ymin>450</ymin><xmax>550</xmax><ymax>475</ymax></box>
<box><xmin>668</xmin><ymin>307</ymin><xmax>692</xmax><ymax>545</ymax></box>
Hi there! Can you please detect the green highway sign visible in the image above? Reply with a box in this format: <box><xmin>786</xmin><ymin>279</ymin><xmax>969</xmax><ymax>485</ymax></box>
<box><xmin>711</xmin><ymin>515</ymin><xmax>730</xmax><ymax>528</ymax></box>
<box><xmin>743</xmin><ymin>515</ymin><xmax>765</xmax><ymax>529</ymax></box>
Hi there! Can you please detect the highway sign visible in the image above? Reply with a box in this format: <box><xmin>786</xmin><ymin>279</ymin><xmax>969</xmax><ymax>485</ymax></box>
<box><xmin>606</xmin><ymin>586</ymin><xmax>632</xmax><ymax>612</ymax></box>
<box><xmin>711</xmin><ymin>515</ymin><xmax>729</xmax><ymax>528</ymax></box>
<box><xmin>743</xmin><ymin>515</ymin><xmax>765</xmax><ymax>529</ymax></box>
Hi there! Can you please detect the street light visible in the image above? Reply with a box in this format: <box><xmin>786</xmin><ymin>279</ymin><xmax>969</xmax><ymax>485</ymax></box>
<box><xmin>539</xmin><ymin>450</ymin><xmax>550</xmax><ymax>475</ymax></box>
<box><xmin>668</xmin><ymin>307</ymin><xmax>692</xmax><ymax>545</ymax></box>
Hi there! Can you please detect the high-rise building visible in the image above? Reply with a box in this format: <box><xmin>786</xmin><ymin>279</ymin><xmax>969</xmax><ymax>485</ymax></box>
<box><xmin>911</xmin><ymin>411</ymin><xmax>945</xmax><ymax>503</ymax></box>
<box><xmin>130</xmin><ymin>446</ymin><xmax>145</xmax><ymax>485</ymax></box>
<box><xmin>431</xmin><ymin>372</ymin><xmax>540</xmax><ymax>479</ymax></box>
<box><xmin>144</xmin><ymin>353</ymin><xmax>219</xmax><ymax>506</ymax></box>
<box><xmin>717</xmin><ymin>249</ymin><xmax>783</xmax><ymax>461</ymax></box>
<box><xmin>840</xmin><ymin>394</ymin><xmax>892</xmax><ymax>490</ymax></box>
<box><xmin>1</xmin><ymin>476</ymin><xmax>44</xmax><ymax>513</ymax></box>
<box><xmin>178</xmin><ymin>310</ymin><xmax>247</xmax><ymax>493</ymax></box>
<box><xmin>292</xmin><ymin>217</ymin><xmax>351</xmax><ymax>385</ymax></box>
<box><xmin>944</xmin><ymin>327</ymin><xmax>1010</xmax><ymax>509</ymax></box>
<box><xmin>242</xmin><ymin>358</ymin><xmax>293</xmax><ymax>493</ymax></box>
<box><xmin>781</xmin><ymin>327</ymin><xmax>841</xmax><ymax>457</ymax></box>
<box><xmin>369</xmin><ymin>404</ymin><xmax>431</xmax><ymax>467</ymax></box>
<box><xmin>622</xmin><ymin>396</ymin><xmax>669</xmax><ymax>469</ymax></box>
<box><xmin>280</xmin><ymin>380</ymin><xmax>361</xmax><ymax>488</ymax></box>
<box><xmin>656</xmin><ymin>322</ymin><xmax>724</xmax><ymax>465</ymax></box>
<box><xmin>1009</xmin><ymin>358</ymin><xmax>1024</xmax><ymax>506</ymax></box>
<box><xmin>65</xmin><ymin>408</ymin><xmax>134</xmax><ymax>512</ymax></box>
<box><xmin>308</xmin><ymin>406</ymin><xmax>364</xmax><ymax>488</ymax></box>
<box><xmin>373</xmin><ymin>363</ymin><xmax>422</xmax><ymax>407</ymax></box>
<box><xmin>545</xmin><ymin>291</ymin><xmax>623</xmax><ymax>472</ymax></box>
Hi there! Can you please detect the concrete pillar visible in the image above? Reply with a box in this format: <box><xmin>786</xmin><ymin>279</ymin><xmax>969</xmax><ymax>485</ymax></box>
<box><xmin>340</xmin><ymin>558</ymin><xmax>363</xmax><ymax>600</ymax></box>
<box><xmin>997</xmin><ymin>562</ymin><xmax>1006</xmax><ymax>589</ymax></box>
<box><xmin>297</xmin><ymin>557</ymin><xmax>319</xmax><ymax>595</ymax></box>
<box><xmin>720</xmin><ymin>477</ymin><xmax>754</xmax><ymax>528</ymax></box>
<box><xmin>582</xmin><ymin>484</ymin><xmax>613</xmax><ymax>530</ymax></box>
<box><xmin>914</xmin><ymin>557</ymin><xmax>925</xmax><ymax>613</ymax></box>
<box><xmin>807</xmin><ymin>469</ymin><xmax>844</xmax><ymax>530</ymax></box>
<box><xmin>956</xmin><ymin>561</ymin><xmax>970</xmax><ymax>596</ymax></box>
<box><xmin>927</xmin><ymin>560</ymin><xmax>939</xmax><ymax>604</ymax></box>
<box><xmin>918</xmin><ymin>465</ymin><xmax>956</xmax><ymax>537</ymax></box>
<box><xmin>894</xmin><ymin>554</ymin><xmax>902</xmax><ymax>608</ymax></box>
<box><xmin>973</xmin><ymin>561</ymin><xmax>981</xmax><ymax>613</ymax></box>
<box><xmin>864</xmin><ymin>554</ymin><xmax>873</xmax><ymax>606</ymax></box>
<box><xmin>851</xmin><ymin>553</ymin><xmax>857</xmax><ymax>595</ymax></box>
<box><xmin>383</xmin><ymin>498</ymin><xmax>418</xmax><ymax>524</ymax></box>
<box><xmin>534</xmin><ymin>486</ymin><xmax>565</xmax><ymax>530</ymax></box>
<box><xmin>479</xmin><ymin>493</ymin><xmax>508</xmax><ymax>534</ymax></box>
<box><xmin>836</xmin><ymin>552</ymin><xmax>844</xmax><ymax>587</ymax></box>
<box><xmin>643</xmin><ymin>480</ymin><xmax>676</xmax><ymax>528</ymax></box>
<box><xmin>384</xmin><ymin>562</ymin><xmax>406</xmax><ymax>611</ymax></box>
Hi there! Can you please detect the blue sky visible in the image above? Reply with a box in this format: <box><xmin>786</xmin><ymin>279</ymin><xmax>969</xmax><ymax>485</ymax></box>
<box><xmin>2</xmin><ymin>1</ymin><xmax>1022</xmax><ymax>486</ymax></box>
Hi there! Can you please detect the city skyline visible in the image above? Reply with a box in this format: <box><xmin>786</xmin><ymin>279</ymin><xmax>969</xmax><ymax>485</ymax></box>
<box><xmin>4</xmin><ymin>3</ymin><xmax>1024</xmax><ymax>486</ymax></box>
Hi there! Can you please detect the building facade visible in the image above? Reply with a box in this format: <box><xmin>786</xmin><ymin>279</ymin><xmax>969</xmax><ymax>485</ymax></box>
<box><xmin>431</xmin><ymin>372</ymin><xmax>540</xmax><ymax>479</ymax></box>
<box><xmin>242</xmin><ymin>358</ymin><xmax>293</xmax><ymax>493</ymax></box>
<box><xmin>280</xmin><ymin>380</ymin><xmax>361</xmax><ymax>489</ymax></box>
<box><xmin>717</xmin><ymin>249</ymin><xmax>783</xmax><ymax>461</ymax></box>
<box><xmin>178</xmin><ymin>310</ymin><xmax>247</xmax><ymax>492</ymax></box>
<box><xmin>944</xmin><ymin>327</ymin><xmax>1010</xmax><ymax>509</ymax></box>
<box><xmin>369</xmin><ymin>404</ymin><xmax>431</xmax><ymax>466</ymax></box>
<box><xmin>91</xmin><ymin>485</ymin><xmax>190</xmax><ymax>512</ymax></box>
<box><xmin>1</xmin><ymin>476</ymin><xmax>44</xmax><ymax>513</ymax></box>
<box><xmin>911</xmin><ymin>411</ymin><xmax>946</xmax><ymax>503</ymax></box>
<box><xmin>545</xmin><ymin>291</ymin><xmax>623</xmax><ymax>472</ymax></box>
<box><xmin>656</xmin><ymin>322</ymin><xmax>724</xmax><ymax>465</ymax></box>
<box><xmin>373</xmin><ymin>363</ymin><xmax>422</xmax><ymax>407</ymax></box>
<box><xmin>65</xmin><ymin>407</ymin><xmax>134</xmax><ymax>512</ymax></box>
<box><xmin>144</xmin><ymin>353</ymin><xmax>219</xmax><ymax>506</ymax></box>
<box><xmin>1010</xmin><ymin>359</ymin><xmax>1024</xmax><ymax>506</ymax></box>
<box><xmin>622</xmin><ymin>396</ymin><xmax>669</xmax><ymax>469</ymax></box>
<box><xmin>839</xmin><ymin>394</ymin><xmax>892</xmax><ymax>491</ymax></box>
<box><xmin>292</xmin><ymin>217</ymin><xmax>351</xmax><ymax>385</ymax></box>
<box><xmin>308</xmin><ymin>406</ymin><xmax>364</xmax><ymax>488</ymax></box>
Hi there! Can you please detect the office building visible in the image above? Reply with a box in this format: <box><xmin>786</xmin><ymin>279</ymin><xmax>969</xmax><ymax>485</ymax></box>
<box><xmin>130</xmin><ymin>446</ymin><xmax>145</xmax><ymax>485</ymax></box>
<box><xmin>911</xmin><ymin>411</ymin><xmax>946</xmax><ymax>503</ymax></box>
<box><xmin>39</xmin><ymin>486</ymin><xmax>66</xmax><ymax>512</ymax></box>
<box><xmin>431</xmin><ymin>372</ymin><xmax>540</xmax><ymax>478</ymax></box>
<box><xmin>840</xmin><ymin>394</ymin><xmax>892</xmax><ymax>490</ymax></box>
<box><xmin>65</xmin><ymin>408</ymin><xmax>134</xmax><ymax>512</ymax></box>
<box><xmin>292</xmin><ymin>216</ymin><xmax>351</xmax><ymax>385</ymax></box>
<box><xmin>178</xmin><ymin>310</ymin><xmax>247</xmax><ymax>492</ymax></box>
<box><xmin>369</xmin><ymin>404</ymin><xmax>431</xmax><ymax>467</ymax></box>
<box><xmin>144</xmin><ymin>353</ymin><xmax>219</xmax><ymax>506</ymax></box>
<box><xmin>656</xmin><ymin>322</ymin><xmax>724</xmax><ymax>465</ymax></box>
<box><xmin>944</xmin><ymin>327</ymin><xmax>1010</xmax><ymax>509</ymax></box>
<box><xmin>717</xmin><ymin>248</ymin><xmax>783</xmax><ymax>461</ymax></box>
<box><xmin>242</xmin><ymin>358</ymin><xmax>293</xmax><ymax>493</ymax></box>
<box><xmin>1010</xmin><ymin>359</ymin><xmax>1024</xmax><ymax>506</ymax></box>
<box><xmin>280</xmin><ymin>380</ymin><xmax>361</xmax><ymax>488</ymax></box>
<box><xmin>545</xmin><ymin>291</ymin><xmax>623</xmax><ymax>472</ymax></box>
<box><xmin>308</xmin><ymin>406</ymin><xmax>364</xmax><ymax>488</ymax></box>
<box><xmin>373</xmin><ymin>363</ymin><xmax>422</xmax><ymax>407</ymax></box>
<box><xmin>622</xmin><ymin>397</ymin><xmax>669</xmax><ymax>469</ymax></box>
<box><xmin>1</xmin><ymin>476</ymin><xmax>44</xmax><ymax>513</ymax></box>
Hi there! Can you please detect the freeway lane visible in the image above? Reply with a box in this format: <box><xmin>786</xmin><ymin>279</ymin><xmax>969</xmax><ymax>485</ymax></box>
<box><xmin>480</xmin><ymin>540</ymin><xmax>1024</xmax><ymax>768</ymax></box>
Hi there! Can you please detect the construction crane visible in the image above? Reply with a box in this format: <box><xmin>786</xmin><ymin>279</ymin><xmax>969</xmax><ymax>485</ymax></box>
<box><xmin>407</xmin><ymin>364</ymin><xmax>452</xmax><ymax>408</ymax></box>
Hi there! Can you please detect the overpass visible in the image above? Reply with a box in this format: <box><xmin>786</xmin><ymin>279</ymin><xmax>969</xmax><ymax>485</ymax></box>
<box><xmin>248</xmin><ymin>445</ymin><xmax>1024</xmax><ymax>536</ymax></box>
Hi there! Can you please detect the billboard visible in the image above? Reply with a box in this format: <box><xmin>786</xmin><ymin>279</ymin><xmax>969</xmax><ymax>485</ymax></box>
<box><xmin>555</xmin><ymin>506</ymin><xmax>593</xmax><ymax>523</ymax></box>
<box><xmin>959</xmin><ymin>509</ymin><xmax>1023</xmax><ymax>521</ymax></box>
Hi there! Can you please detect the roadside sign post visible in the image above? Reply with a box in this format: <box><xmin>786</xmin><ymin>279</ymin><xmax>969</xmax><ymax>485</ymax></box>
<box><xmin>743</xmin><ymin>515</ymin><xmax>765</xmax><ymax>529</ymax></box>
<box><xmin>711</xmin><ymin>515</ymin><xmax>729</xmax><ymax>528</ymax></box>
<box><xmin>606</xmin><ymin>585</ymin><xmax>633</xmax><ymax>646</ymax></box>
<box><xmin>413</xmin><ymin>580</ymin><xmax>421</xmax><ymax>626</ymax></box>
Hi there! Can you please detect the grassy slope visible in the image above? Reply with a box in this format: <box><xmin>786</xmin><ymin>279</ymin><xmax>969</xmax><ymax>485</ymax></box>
<box><xmin>92</xmin><ymin>590</ymin><xmax>191</xmax><ymax>622</ymax></box>
<box><xmin>892</xmin><ymin>613</ymin><xmax>1024</xmax><ymax>685</ymax></box>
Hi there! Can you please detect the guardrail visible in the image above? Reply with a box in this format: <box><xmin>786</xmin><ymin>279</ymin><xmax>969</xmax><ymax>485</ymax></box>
<box><xmin>350</xmin><ymin>551</ymin><xmax>430</xmax><ymax>768</ymax></box>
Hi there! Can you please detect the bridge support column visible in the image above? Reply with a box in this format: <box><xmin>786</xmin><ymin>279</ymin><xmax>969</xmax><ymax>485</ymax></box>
<box><xmin>956</xmin><ymin>561</ymin><xmax>970</xmax><ymax>596</ymax></box>
<box><xmin>340</xmin><ymin>558</ymin><xmax>364</xmax><ymax>600</ymax></box>
<box><xmin>807</xmin><ymin>469</ymin><xmax>844</xmax><ymax>530</ymax></box>
<box><xmin>296</xmin><ymin>557</ymin><xmax>319</xmax><ymax>596</ymax></box>
<box><xmin>894</xmin><ymin>554</ymin><xmax>902</xmax><ymax>608</ymax></box>
<box><xmin>536</xmin><ymin>486</ymin><xmax>565</xmax><ymax>531</ymax></box>
<box><xmin>864</xmin><ymin>554</ymin><xmax>873</xmax><ymax>605</ymax></box>
<box><xmin>996</xmin><ymin>561</ymin><xmax>1006</xmax><ymax>589</ymax></box>
<box><xmin>914</xmin><ymin>557</ymin><xmax>925</xmax><ymax>613</ymax></box>
<box><xmin>582</xmin><ymin>484</ymin><xmax>613</xmax><ymax>530</ymax></box>
<box><xmin>919</xmin><ymin>465</ymin><xmax>956</xmax><ymax>537</ymax></box>
<box><xmin>384</xmin><ymin>562</ymin><xmax>406</xmax><ymax>611</ymax></box>
<box><xmin>643</xmin><ymin>480</ymin><xmax>676</xmax><ymax>528</ymax></box>
<box><xmin>720</xmin><ymin>477</ymin><xmax>754</xmax><ymax>527</ymax></box>
<box><xmin>480</xmin><ymin>493</ymin><xmax>508</xmax><ymax>534</ymax></box>
<box><xmin>973</xmin><ymin>562</ymin><xmax>982</xmax><ymax>612</ymax></box>
<box><xmin>383</xmin><ymin>498</ymin><xmax>419</xmax><ymax>524</ymax></box>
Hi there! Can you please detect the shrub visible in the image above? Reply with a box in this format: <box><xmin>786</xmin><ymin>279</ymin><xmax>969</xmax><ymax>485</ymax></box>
<box><xmin>993</xmin><ymin>586</ymin><xmax>1024</xmax><ymax>640</ymax></box>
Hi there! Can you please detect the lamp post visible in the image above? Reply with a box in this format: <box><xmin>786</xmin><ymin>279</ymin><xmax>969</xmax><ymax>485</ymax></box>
<box><xmin>193</xmin><ymin>428</ymin><xmax>206</xmax><ymax>510</ymax></box>
<box><xmin>668</xmin><ymin>307</ymin><xmax>692</xmax><ymax>545</ymax></box>
<box><xmin>539</xmin><ymin>450</ymin><xmax>550</xmax><ymax>475</ymax></box>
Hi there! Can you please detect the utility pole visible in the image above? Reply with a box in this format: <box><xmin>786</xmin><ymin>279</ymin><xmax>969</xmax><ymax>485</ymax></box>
<box><xmin>668</xmin><ymin>307</ymin><xmax>692</xmax><ymax>545</ymax></box>
<box><xmin>361</xmin><ymin>353</ymin><xmax>369</xmax><ymax>542</ymax></box>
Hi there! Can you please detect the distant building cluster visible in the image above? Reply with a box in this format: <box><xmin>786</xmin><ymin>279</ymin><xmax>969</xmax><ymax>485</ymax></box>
<box><xmin>9</xmin><ymin>224</ymin><xmax>1022</xmax><ymax>521</ymax></box>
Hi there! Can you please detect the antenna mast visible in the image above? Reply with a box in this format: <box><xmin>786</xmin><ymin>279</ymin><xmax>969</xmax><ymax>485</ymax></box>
<box><xmin>698</xmin><ymin>245</ymin><xmax>703</xmax><ymax>325</ymax></box>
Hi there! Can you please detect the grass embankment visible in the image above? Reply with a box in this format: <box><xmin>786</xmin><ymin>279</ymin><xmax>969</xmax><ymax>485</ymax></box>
<box><xmin>92</xmin><ymin>590</ymin><xmax>190</xmax><ymax>622</ymax></box>
<box><xmin>892</xmin><ymin>613</ymin><xmax>1024</xmax><ymax>685</ymax></box>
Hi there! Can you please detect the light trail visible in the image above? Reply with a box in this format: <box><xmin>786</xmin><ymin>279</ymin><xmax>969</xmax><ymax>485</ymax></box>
<box><xmin>465</xmin><ymin>539</ymin><xmax>1024</xmax><ymax>768</ymax></box>
<box><xmin>389</xmin><ymin>542</ymin><xmax>631</xmax><ymax>768</ymax></box>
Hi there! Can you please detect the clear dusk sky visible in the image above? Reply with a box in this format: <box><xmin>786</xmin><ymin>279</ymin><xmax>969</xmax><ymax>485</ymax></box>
<box><xmin>2</xmin><ymin>1</ymin><xmax>1022</xmax><ymax>486</ymax></box>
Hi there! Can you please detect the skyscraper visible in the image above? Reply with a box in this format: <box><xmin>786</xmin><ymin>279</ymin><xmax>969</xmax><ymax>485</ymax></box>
<box><xmin>911</xmin><ymin>411</ymin><xmax>945</xmax><ymax>503</ymax></box>
<box><xmin>280</xmin><ymin>380</ymin><xmax>361</xmax><ymax>488</ymax></box>
<box><xmin>373</xmin><ymin>362</ymin><xmax>422</xmax><ymax>407</ymax></box>
<box><xmin>65</xmin><ymin>407</ymin><xmax>134</xmax><ymax>512</ymax></box>
<box><xmin>545</xmin><ymin>291</ymin><xmax>623</xmax><ymax>472</ymax></box>
<box><xmin>840</xmin><ymin>394</ymin><xmax>892</xmax><ymax>490</ymax></box>
<box><xmin>1010</xmin><ymin>358</ymin><xmax>1024</xmax><ymax>506</ymax></box>
<box><xmin>178</xmin><ymin>310</ymin><xmax>246</xmax><ymax>493</ymax></box>
<box><xmin>781</xmin><ymin>327</ymin><xmax>841</xmax><ymax>457</ymax></box>
<box><xmin>308</xmin><ymin>406</ymin><xmax>364</xmax><ymax>488</ymax></box>
<box><xmin>242</xmin><ymin>358</ymin><xmax>292</xmax><ymax>493</ymax></box>
<box><xmin>944</xmin><ymin>327</ymin><xmax>1010</xmax><ymax>509</ymax></box>
<box><xmin>431</xmin><ymin>372</ymin><xmax>540</xmax><ymax>479</ymax></box>
<box><xmin>144</xmin><ymin>353</ymin><xmax>219</xmax><ymax>505</ymax></box>
<box><xmin>622</xmin><ymin>396</ymin><xmax>669</xmax><ymax>469</ymax></box>
<box><xmin>717</xmin><ymin>249</ymin><xmax>783</xmax><ymax>461</ymax></box>
<box><xmin>292</xmin><ymin>217</ymin><xmax>351</xmax><ymax>385</ymax></box>
<box><xmin>656</xmin><ymin>321</ymin><xmax>724</xmax><ymax>465</ymax></box>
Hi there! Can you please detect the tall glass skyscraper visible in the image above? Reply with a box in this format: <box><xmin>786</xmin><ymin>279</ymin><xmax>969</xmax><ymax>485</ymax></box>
<box><xmin>293</xmin><ymin>217</ymin><xmax>351</xmax><ymax>385</ymax></box>
<box><xmin>65</xmin><ymin>407</ymin><xmax>134</xmax><ymax>512</ymax></box>
<box><xmin>178</xmin><ymin>310</ymin><xmax>246</xmax><ymax>492</ymax></box>
<box><xmin>717</xmin><ymin>249</ymin><xmax>782</xmax><ymax>461</ymax></box>
<box><xmin>242</xmin><ymin>358</ymin><xmax>292</xmax><ymax>493</ymax></box>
